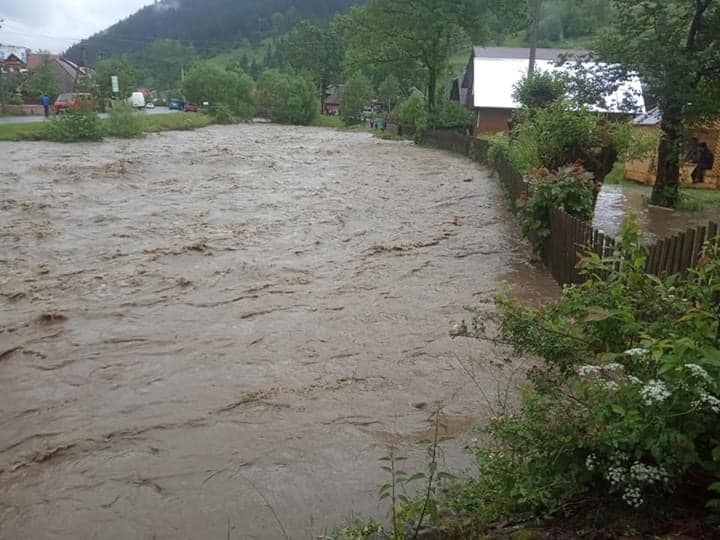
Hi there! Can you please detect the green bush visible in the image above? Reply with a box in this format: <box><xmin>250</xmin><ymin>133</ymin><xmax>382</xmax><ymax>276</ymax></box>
<box><xmin>183</xmin><ymin>62</ymin><xmax>255</xmax><ymax>119</ymax></box>
<box><xmin>487</xmin><ymin>133</ymin><xmax>532</xmax><ymax>172</ymax></box>
<box><xmin>513</xmin><ymin>100</ymin><xmax>600</xmax><ymax>171</ymax></box>
<box><xmin>429</xmin><ymin>100</ymin><xmax>473</xmax><ymax>131</ymax></box>
<box><xmin>212</xmin><ymin>102</ymin><xmax>236</xmax><ymax>124</ymax></box>
<box><xmin>513</xmin><ymin>70</ymin><xmax>568</xmax><ymax>108</ymax></box>
<box><xmin>518</xmin><ymin>165</ymin><xmax>595</xmax><ymax>240</ymax></box>
<box><xmin>397</xmin><ymin>93</ymin><xmax>427</xmax><ymax>130</ymax></box>
<box><xmin>46</xmin><ymin>109</ymin><xmax>104</xmax><ymax>142</ymax></box>
<box><xmin>256</xmin><ymin>70</ymin><xmax>317</xmax><ymax>125</ymax></box>
<box><xmin>341</xmin><ymin>73</ymin><xmax>373</xmax><ymax>126</ymax></box>
<box><xmin>452</xmin><ymin>216</ymin><xmax>720</xmax><ymax>523</ymax></box>
<box><xmin>106</xmin><ymin>103</ymin><xmax>144</xmax><ymax>138</ymax></box>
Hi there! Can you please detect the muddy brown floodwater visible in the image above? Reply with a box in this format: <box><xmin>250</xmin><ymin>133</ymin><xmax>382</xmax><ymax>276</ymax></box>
<box><xmin>0</xmin><ymin>124</ymin><xmax>557</xmax><ymax>540</ymax></box>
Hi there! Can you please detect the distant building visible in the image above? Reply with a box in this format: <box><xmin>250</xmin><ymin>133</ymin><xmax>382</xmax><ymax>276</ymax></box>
<box><xmin>26</xmin><ymin>53</ymin><xmax>94</xmax><ymax>93</ymax></box>
<box><xmin>323</xmin><ymin>85</ymin><xmax>343</xmax><ymax>116</ymax></box>
<box><xmin>0</xmin><ymin>45</ymin><xmax>29</xmax><ymax>73</ymax></box>
<box><xmin>456</xmin><ymin>47</ymin><xmax>645</xmax><ymax>135</ymax></box>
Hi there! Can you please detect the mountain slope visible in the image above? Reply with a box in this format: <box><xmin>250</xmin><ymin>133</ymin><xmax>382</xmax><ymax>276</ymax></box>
<box><xmin>65</xmin><ymin>0</ymin><xmax>360</xmax><ymax>65</ymax></box>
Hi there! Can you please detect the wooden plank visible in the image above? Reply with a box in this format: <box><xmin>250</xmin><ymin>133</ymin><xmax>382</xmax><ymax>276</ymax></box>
<box><xmin>680</xmin><ymin>229</ymin><xmax>695</xmax><ymax>274</ymax></box>
<box><xmin>666</xmin><ymin>235</ymin><xmax>678</xmax><ymax>276</ymax></box>
<box><xmin>692</xmin><ymin>225</ymin><xmax>706</xmax><ymax>267</ymax></box>
<box><xmin>708</xmin><ymin>222</ymin><xmax>719</xmax><ymax>247</ymax></box>
<box><xmin>657</xmin><ymin>237</ymin><xmax>669</xmax><ymax>277</ymax></box>
<box><xmin>672</xmin><ymin>232</ymin><xmax>685</xmax><ymax>274</ymax></box>
<box><xmin>647</xmin><ymin>241</ymin><xmax>658</xmax><ymax>274</ymax></box>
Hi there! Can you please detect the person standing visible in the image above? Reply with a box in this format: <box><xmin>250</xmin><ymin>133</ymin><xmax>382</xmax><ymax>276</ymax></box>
<box><xmin>692</xmin><ymin>142</ymin><xmax>715</xmax><ymax>184</ymax></box>
<box><xmin>41</xmin><ymin>94</ymin><xmax>51</xmax><ymax>118</ymax></box>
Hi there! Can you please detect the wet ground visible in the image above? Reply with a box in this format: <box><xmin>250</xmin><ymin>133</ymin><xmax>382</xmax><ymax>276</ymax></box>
<box><xmin>0</xmin><ymin>124</ymin><xmax>557</xmax><ymax>540</ymax></box>
<box><xmin>594</xmin><ymin>184</ymin><xmax>720</xmax><ymax>242</ymax></box>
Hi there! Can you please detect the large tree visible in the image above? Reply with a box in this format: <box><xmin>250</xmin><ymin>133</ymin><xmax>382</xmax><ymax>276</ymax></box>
<box><xmin>182</xmin><ymin>62</ymin><xmax>255</xmax><ymax>118</ymax></box>
<box><xmin>598</xmin><ymin>0</ymin><xmax>720</xmax><ymax>207</ymax></box>
<box><xmin>280</xmin><ymin>20</ymin><xmax>343</xmax><ymax>113</ymax></box>
<box><xmin>24</xmin><ymin>57</ymin><xmax>61</xmax><ymax>100</ymax></box>
<box><xmin>339</xmin><ymin>0</ymin><xmax>526</xmax><ymax>113</ymax></box>
<box><xmin>95</xmin><ymin>57</ymin><xmax>144</xmax><ymax>98</ymax></box>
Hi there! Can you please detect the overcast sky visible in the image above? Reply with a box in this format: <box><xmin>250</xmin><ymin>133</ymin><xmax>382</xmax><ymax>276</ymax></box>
<box><xmin>0</xmin><ymin>0</ymin><xmax>151</xmax><ymax>53</ymax></box>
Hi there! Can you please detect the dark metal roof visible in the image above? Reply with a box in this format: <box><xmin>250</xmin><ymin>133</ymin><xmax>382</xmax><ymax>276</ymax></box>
<box><xmin>472</xmin><ymin>46</ymin><xmax>590</xmax><ymax>61</ymax></box>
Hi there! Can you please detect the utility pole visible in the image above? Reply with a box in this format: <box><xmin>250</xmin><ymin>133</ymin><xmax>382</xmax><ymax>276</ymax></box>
<box><xmin>528</xmin><ymin>0</ymin><xmax>542</xmax><ymax>76</ymax></box>
<box><xmin>0</xmin><ymin>19</ymin><xmax>6</xmax><ymax>113</ymax></box>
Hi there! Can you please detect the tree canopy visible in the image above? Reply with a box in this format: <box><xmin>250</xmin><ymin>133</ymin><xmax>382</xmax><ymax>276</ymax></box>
<box><xmin>182</xmin><ymin>62</ymin><xmax>255</xmax><ymax>118</ymax></box>
<box><xmin>598</xmin><ymin>0</ymin><xmax>720</xmax><ymax>206</ymax></box>
<box><xmin>339</xmin><ymin>0</ymin><xmax>526</xmax><ymax>113</ymax></box>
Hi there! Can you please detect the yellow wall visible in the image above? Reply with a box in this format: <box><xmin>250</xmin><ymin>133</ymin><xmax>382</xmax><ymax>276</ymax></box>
<box><xmin>624</xmin><ymin>124</ymin><xmax>720</xmax><ymax>189</ymax></box>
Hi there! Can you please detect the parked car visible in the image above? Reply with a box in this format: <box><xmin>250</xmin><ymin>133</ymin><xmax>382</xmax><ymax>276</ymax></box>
<box><xmin>168</xmin><ymin>99</ymin><xmax>185</xmax><ymax>111</ymax></box>
<box><xmin>184</xmin><ymin>102</ymin><xmax>198</xmax><ymax>113</ymax></box>
<box><xmin>128</xmin><ymin>92</ymin><xmax>146</xmax><ymax>109</ymax></box>
<box><xmin>145</xmin><ymin>102</ymin><xmax>155</xmax><ymax>109</ymax></box>
<box><xmin>54</xmin><ymin>92</ymin><xmax>94</xmax><ymax>112</ymax></box>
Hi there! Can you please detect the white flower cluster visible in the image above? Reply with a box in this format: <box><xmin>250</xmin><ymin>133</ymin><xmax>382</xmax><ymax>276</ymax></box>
<box><xmin>684</xmin><ymin>363</ymin><xmax>712</xmax><ymax>384</ymax></box>
<box><xmin>627</xmin><ymin>375</ymin><xmax>643</xmax><ymax>385</ymax></box>
<box><xmin>604</xmin><ymin>460</ymin><xmax>669</xmax><ymax>508</ymax></box>
<box><xmin>694</xmin><ymin>391</ymin><xmax>720</xmax><ymax>413</ymax></box>
<box><xmin>622</xmin><ymin>486</ymin><xmax>643</xmax><ymax>508</ymax></box>
<box><xmin>605</xmin><ymin>464</ymin><xmax>625</xmax><ymax>485</ymax></box>
<box><xmin>585</xmin><ymin>453</ymin><xmax>598</xmax><ymax>471</ymax></box>
<box><xmin>578</xmin><ymin>364</ymin><xmax>601</xmax><ymax>376</ymax></box>
<box><xmin>601</xmin><ymin>380</ymin><xmax>619</xmax><ymax>392</ymax></box>
<box><xmin>629</xmin><ymin>462</ymin><xmax>668</xmax><ymax>485</ymax></box>
<box><xmin>624</xmin><ymin>348</ymin><xmax>650</xmax><ymax>358</ymax></box>
<box><xmin>640</xmin><ymin>379</ymin><xmax>671</xmax><ymax>405</ymax></box>
<box><xmin>604</xmin><ymin>362</ymin><xmax>625</xmax><ymax>372</ymax></box>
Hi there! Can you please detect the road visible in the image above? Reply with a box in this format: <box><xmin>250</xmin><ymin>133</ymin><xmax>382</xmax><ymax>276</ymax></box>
<box><xmin>0</xmin><ymin>106</ymin><xmax>179</xmax><ymax>124</ymax></box>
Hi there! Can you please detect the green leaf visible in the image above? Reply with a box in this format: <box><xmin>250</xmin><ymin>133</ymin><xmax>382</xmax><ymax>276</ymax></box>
<box><xmin>407</xmin><ymin>473</ymin><xmax>425</xmax><ymax>482</ymax></box>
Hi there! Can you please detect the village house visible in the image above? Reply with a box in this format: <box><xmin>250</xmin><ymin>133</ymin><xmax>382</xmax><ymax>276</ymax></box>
<box><xmin>625</xmin><ymin>108</ymin><xmax>720</xmax><ymax>189</ymax></box>
<box><xmin>454</xmin><ymin>46</ymin><xmax>645</xmax><ymax>135</ymax></box>
<box><xmin>0</xmin><ymin>45</ymin><xmax>29</xmax><ymax>74</ymax></box>
<box><xmin>323</xmin><ymin>85</ymin><xmax>343</xmax><ymax>116</ymax></box>
<box><xmin>27</xmin><ymin>53</ymin><xmax>93</xmax><ymax>93</ymax></box>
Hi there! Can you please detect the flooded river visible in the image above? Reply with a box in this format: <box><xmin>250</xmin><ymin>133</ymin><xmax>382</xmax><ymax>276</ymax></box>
<box><xmin>0</xmin><ymin>125</ymin><xmax>556</xmax><ymax>539</ymax></box>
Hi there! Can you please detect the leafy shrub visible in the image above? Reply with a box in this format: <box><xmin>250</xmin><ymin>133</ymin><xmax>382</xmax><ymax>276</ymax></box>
<box><xmin>183</xmin><ymin>62</ymin><xmax>255</xmax><ymax>119</ymax></box>
<box><xmin>487</xmin><ymin>133</ymin><xmax>532</xmax><ymax>172</ymax></box>
<box><xmin>46</xmin><ymin>109</ymin><xmax>104</xmax><ymax>142</ymax></box>
<box><xmin>397</xmin><ymin>93</ymin><xmax>427</xmax><ymax>131</ymax></box>
<box><xmin>452</xmin><ymin>216</ymin><xmax>720</xmax><ymax>523</ymax></box>
<box><xmin>518</xmin><ymin>165</ymin><xmax>595</xmax><ymax>240</ymax></box>
<box><xmin>212</xmin><ymin>102</ymin><xmax>235</xmax><ymax>124</ymax></box>
<box><xmin>513</xmin><ymin>100</ymin><xmax>600</xmax><ymax>171</ymax></box>
<box><xmin>256</xmin><ymin>70</ymin><xmax>317</xmax><ymax>125</ymax></box>
<box><xmin>8</xmin><ymin>94</ymin><xmax>23</xmax><ymax>105</ymax></box>
<box><xmin>105</xmin><ymin>103</ymin><xmax>144</xmax><ymax>138</ymax></box>
<box><xmin>430</xmin><ymin>100</ymin><xmax>473</xmax><ymax>131</ymax></box>
<box><xmin>340</xmin><ymin>73</ymin><xmax>373</xmax><ymax>126</ymax></box>
<box><xmin>513</xmin><ymin>70</ymin><xmax>568</xmax><ymax>108</ymax></box>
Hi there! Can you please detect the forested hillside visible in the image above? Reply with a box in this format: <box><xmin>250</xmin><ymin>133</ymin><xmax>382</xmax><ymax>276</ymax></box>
<box><xmin>65</xmin><ymin>0</ymin><xmax>360</xmax><ymax>65</ymax></box>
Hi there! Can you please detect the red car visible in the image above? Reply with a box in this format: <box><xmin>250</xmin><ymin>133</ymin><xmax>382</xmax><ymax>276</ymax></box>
<box><xmin>184</xmin><ymin>102</ymin><xmax>198</xmax><ymax>112</ymax></box>
<box><xmin>54</xmin><ymin>92</ymin><xmax>94</xmax><ymax>112</ymax></box>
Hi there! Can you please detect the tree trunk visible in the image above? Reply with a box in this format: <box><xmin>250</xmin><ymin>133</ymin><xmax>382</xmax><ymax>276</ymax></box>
<box><xmin>651</xmin><ymin>112</ymin><xmax>682</xmax><ymax>207</ymax></box>
<box><xmin>528</xmin><ymin>0</ymin><xmax>542</xmax><ymax>75</ymax></box>
<box><xmin>427</xmin><ymin>67</ymin><xmax>437</xmax><ymax>114</ymax></box>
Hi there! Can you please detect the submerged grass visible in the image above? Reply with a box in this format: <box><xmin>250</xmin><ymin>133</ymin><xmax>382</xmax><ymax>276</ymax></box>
<box><xmin>0</xmin><ymin>112</ymin><xmax>214</xmax><ymax>141</ymax></box>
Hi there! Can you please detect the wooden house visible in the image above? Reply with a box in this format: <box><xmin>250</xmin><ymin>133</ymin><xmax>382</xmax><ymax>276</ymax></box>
<box><xmin>624</xmin><ymin>108</ymin><xmax>720</xmax><ymax>189</ymax></box>
<box><xmin>455</xmin><ymin>47</ymin><xmax>645</xmax><ymax>135</ymax></box>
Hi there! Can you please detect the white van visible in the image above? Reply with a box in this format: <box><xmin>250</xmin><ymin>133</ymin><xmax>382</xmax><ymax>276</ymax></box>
<box><xmin>128</xmin><ymin>92</ymin><xmax>146</xmax><ymax>109</ymax></box>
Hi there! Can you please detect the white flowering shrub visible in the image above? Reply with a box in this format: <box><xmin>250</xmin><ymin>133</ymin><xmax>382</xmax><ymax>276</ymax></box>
<box><xmin>450</xmin><ymin>216</ymin><xmax>720</xmax><ymax>525</ymax></box>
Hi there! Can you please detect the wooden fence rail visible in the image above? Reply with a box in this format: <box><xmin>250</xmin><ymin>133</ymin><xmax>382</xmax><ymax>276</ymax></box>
<box><xmin>421</xmin><ymin>129</ymin><xmax>719</xmax><ymax>287</ymax></box>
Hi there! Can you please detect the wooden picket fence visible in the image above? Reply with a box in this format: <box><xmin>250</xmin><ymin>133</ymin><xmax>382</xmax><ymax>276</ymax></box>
<box><xmin>420</xmin><ymin>129</ymin><xmax>719</xmax><ymax>287</ymax></box>
<box><xmin>544</xmin><ymin>207</ymin><xmax>719</xmax><ymax>286</ymax></box>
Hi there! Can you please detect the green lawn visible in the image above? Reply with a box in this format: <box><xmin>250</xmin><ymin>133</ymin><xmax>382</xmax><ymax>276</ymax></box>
<box><xmin>0</xmin><ymin>122</ymin><xmax>47</xmax><ymax>141</ymax></box>
<box><xmin>0</xmin><ymin>112</ymin><xmax>214</xmax><ymax>141</ymax></box>
<box><xmin>310</xmin><ymin>115</ymin><xmax>344</xmax><ymax>129</ymax></box>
